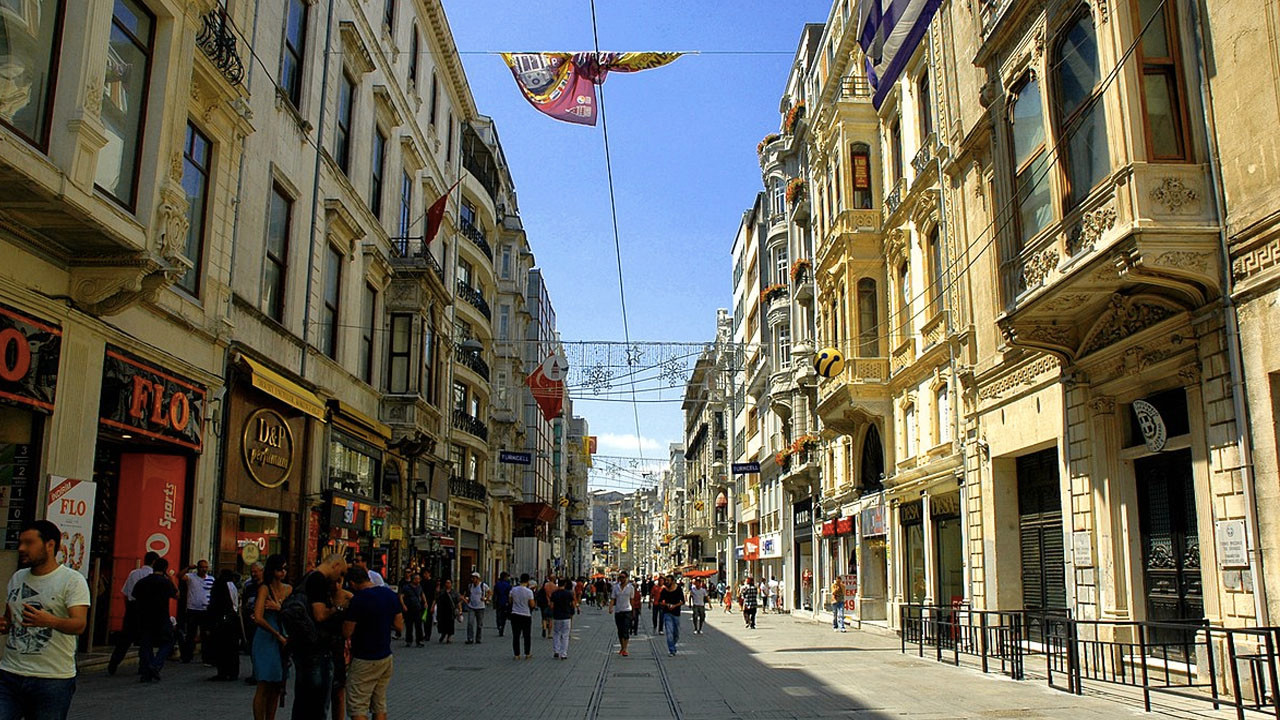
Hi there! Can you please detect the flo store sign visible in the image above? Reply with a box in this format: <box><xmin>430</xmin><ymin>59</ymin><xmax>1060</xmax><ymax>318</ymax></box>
<box><xmin>98</xmin><ymin>345</ymin><xmax>206</xmax><ymax>451</ymax></box>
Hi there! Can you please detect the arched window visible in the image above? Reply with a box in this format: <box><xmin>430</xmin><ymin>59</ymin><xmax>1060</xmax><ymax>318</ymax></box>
<box><xmin>1055</xmin><ymin>13</ymin><xmax>1110</xmax><ymax>208</ymax></box>
<box><xmin>897</xmin><ymin>262</ymin><xmax>912</xmax><ymax>340</ymax></box>
<box><xmin>851</xmin><ymin>143</ymin><xmax>873</xmax><ymax>209</ymax></box>
<box><xmin>408</xmin><ymin>27</ymin><xmax>420</xmax><ymax>89</ymax></box>
<box><xmin>1011</xmin><ymin>77</ymin><xmax>1051</xmax><ymax>248</ymax></box>
<box><xmin>860</xmin><ymin>424</ymin><xmax>885</xmax><ymax>493</ymax></box>
<box><xmin>936</xmin><ymin>384</ymin><xmax>951</xmax><ymax>444</ymax></box>
<box><xmin>857</xmin><ymin>278</ymin><xmax>878</xmax><ymax>356</ymax></box>
<box><xmin>927</xmin><ymin>227</ymin><xmax>943</xmax><ymax>314</ymax></box>
<box><xmin>904</xmin><ymin>403</ymin><xmax>917</xmax><ymax>458</ymax></box>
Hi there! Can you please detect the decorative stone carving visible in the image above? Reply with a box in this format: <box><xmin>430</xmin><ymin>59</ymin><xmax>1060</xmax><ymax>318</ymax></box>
<box><xmin>1150</xmin><ymin>177</ymin><xmax>1198</xmax><ymax>213</ymax></box>
<box><xmin>885</xmin><ymin>229</ymin><xmax>907</xmax><ymax>263</ymax></box>
<box><xmin>84</xmin><ymin>82</ymin><xmax>102</xmax><ymax>118</ymax></box>
<box><xmin>1177</xmin><ymin>364</ymin><xmax>1202</xmax><ymax>386</ymax></box>
<box><xmin>1154</xmin><ymin>251</ymin><xmax>1211</xmax><ymax>275</ymax></box>
<box><xmin>70</xmin><ymin>258</ymin><xmax>177</xmax><ymax>316</ymax></box>
<box><xmin>1233</xmin><ymin>236</ymin><xmax>1280</xmax><ymax>282</ymax></box>
<box><xmin>1041</xmin><ymin>293</ymin><xmax>1093</xmax><ymax>313</ymax></box>
<box><xmin>978</xmin><ymin>355</ymin><xmax>1060</xmax><ymax>400</ymax></box>
<box><xmin>155</xmin><ymin>182</ymin><xmax>191</xmax><ymax>260</ymax></box>
<box><xmin>1020</xmin><ymin>247</ymin><xmax>1059</xmax><ymax>290</ymax></box>
<box><xmin>1087</xmin><ymin>396</ymin><xmax>1116</xmax><ymax>415</ymax></box>
<box><xmin>1023</xmin><ymin>324</ymin><xmax>1074</xmax><ymax>347</ymax></box>
<box><xmin>1068</xmin><ymin>205</ymin><xmax>1116</xmax><ymax>256</ymax></box>
<box><xmin>1078</xmin><ymin>294</ymin><xmax>1180</xmax><ymax>356</ymax></box>
<box><xmin>1094</xmin><ymin>0</ymin><xmax>1109</xmax><ymax>23</ymax></box>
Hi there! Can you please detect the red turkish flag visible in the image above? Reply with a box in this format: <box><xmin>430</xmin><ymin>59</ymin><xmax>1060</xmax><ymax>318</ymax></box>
<box><xmin>526</xmin><ymin>353</ymin><xmax>567</xmax><ymax>421</ymax></box>
<box><xmin>424</xmin><ymin>180</ymin><xmax>461</xmax><ymax>245</ymax></box>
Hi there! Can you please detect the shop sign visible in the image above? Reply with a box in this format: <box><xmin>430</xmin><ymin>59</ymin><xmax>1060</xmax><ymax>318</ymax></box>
<box><xmin>1216</xmin><ymin>520</ymin><xmax>1249</xmax><ymax>568</ymax></box>
<box><xmin>821</xmin><ymin>520</ymin><xmax>837</xmax><ymax>537</ymax></box>
<box><xmin>327</xmin><ymin>492</ymin><xmax>372</xmax><ymax>532</ymax></box>
<box><xmin>499</xmin><ymin>451</ymin><xmax>532</xmax><ymax>465</ymax></box>
<box><xmin>99</xmin><ymin>346</ymin><xmax>205</xmax><ymax>451</ymax></box>
<box><xmin>930</xmin><ymin>493</ymin><xmax>961</xmax><ymax>518</ymax></box>
<box><xmin>1132</xmin><ymin>399</ymin><xmax>1168</xmax><ymax>453</ymax></box>
<box><xmin>861</xmin><ymin>505</ymin><xmax>886</xmax><ymax>537</ymax></box>
<box><xmin>114</xmin><ymin>454</ymin><xmax>187</xmax><ymax>563</ymax></box>
<box><xmin>0</xmin><ymin>302</ymin><xmax>60</xmax><ymax>413</ymax></box>
<box><xmin>760</xmin><ymin>532</ymin><xmax>782</xmax><ymax>559</ymax></box>
<box><xmin>734</xmin><ymin>545</ymin><xmax>744</xmax><ymax>560</ymax></box>
<box><xmin>793</xmin><ymin>498</ymin><xmax>813</xmax><ymax>531</ymax></box>
<box><xmin>732</xmin><ymin>461</ymin><xmax>760</xmax><ymax>475</ymax></box>
<box><xmin>841</xmin><ymin>573</ymin><xmax>858</xmax><ymax>611</ymax></box>
<box><xmin>836</xmin><ymin>517</ymin><xmax>854</xmax><ymax>536</ymax></box>
<box><xmin>744</xmin><ymin>536</ymin><xmax>760</xmax><ymax>561</ymax></box>
<box><xmin>243</xmin><ymin>408</ymin><xmax>294</xmax><ymax>488</ymax></box>
<box><xmin>46</xmin><ymin>477</ymin><xmax>95</xmax><ymax>578</ymax></box>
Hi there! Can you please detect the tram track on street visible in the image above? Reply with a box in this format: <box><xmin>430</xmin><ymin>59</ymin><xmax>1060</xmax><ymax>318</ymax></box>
<box><xmin>584</xmin><ymin>614</ymin><xmax>682</xmax><ymax>720</ymax></box>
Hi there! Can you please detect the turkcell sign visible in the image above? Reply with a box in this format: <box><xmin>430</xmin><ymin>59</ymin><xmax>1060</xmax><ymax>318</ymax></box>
<box><xmin>569</xmin><ymin>519</ymin><xmax>586</xmax><ymax>526</ymax></box>
<box><xmin>732</xmin><ymin>461</ymin><xmax>761</xmax><ymax>475</ymax></box>
<box><xmin>499</xmin><ymin>451</ymin><xmax>533</xmax><ymax>465</ymax></box>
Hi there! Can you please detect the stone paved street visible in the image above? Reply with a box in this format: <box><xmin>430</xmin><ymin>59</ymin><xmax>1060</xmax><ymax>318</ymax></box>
<box><xmin>67</xmin><ymin>604</ymin><xmax>1237</xmax><ymax>719</ymax></box>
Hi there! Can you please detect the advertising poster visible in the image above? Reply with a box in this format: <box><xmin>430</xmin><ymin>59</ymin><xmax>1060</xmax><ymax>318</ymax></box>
<box><xmin>841</xmin><ymin>574</ymin><xmax>858</xmax><ymax>612</ymax></box>
<box><xmin>46</xmin><ymin>477</ymin><xmax>96</xmax><ymax>577</ymax></box>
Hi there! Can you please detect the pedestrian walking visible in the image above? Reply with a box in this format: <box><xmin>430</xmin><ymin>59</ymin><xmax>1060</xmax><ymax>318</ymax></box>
<box><xmin>398</xmin><ymin>573</ymin><xmax>426</xmax><ymax>647</ymax></box>
<box><xmin>342</xmin><ymin>567</ymin><xmax>403</xmax><ymax>720</ymax></box>
<box><xmin>328</xmin><ymin>576</ymin><xmax>353</xmax><ymax>720</ymax></box>
<box><xmin>207</xmin><ymin>568</ymin><xmax>242</xmax><ymax>680</ymax></box>
<box><xmin>463</xmin><ymin>572</ymin><xmax>489</xmax><ymax>644</ymax></box>
<box><xmin>419</xmin><ymin>570</ymin><xmax>436</xmax><ymax>643</ymax></box>
<box><xmin>649</xmin><ymin>576</ymin><xmax>664</xmax><ymax>633</ymax></box>
<box><xmin>283</xmin><ymin>553</ymin><xmax>348</xmax><ymax>720</ymax></box>
<box><xmin>179</xmin><ymin>559</ymin><xmax>213</xmax><ymax>663</ymax></box>
<box><xmin>688</xmin><ymin>578</ymin><xmax>709</xmax><ymax>634</ymax></box>
<box><xmin>132</xmin><ymin>557</ymin><xmax>177</xmax><ymax>684</ymax></box>
<box><xmin>628</xmin><ymin>576</ymin><xmax>642</xmax><ymax>635</ymax></box>
<box><xmin>550</xmin><ymin>578</ymin><xmax>574</xmax><ymax>659</ymax></box>
<box><xmin>830</xmin><ymin>578</ymin><xmax>846</xmax><ymax>631</ymax></box>
<box><xmin>0</xmin><ymin>520</ymin><xmax>91</xmax><ymax>720</ymax></box>
<box><xmin>251</xmin><ymin>554</ymin><xmax>291</xmax><ymax>720</ymax></box>
<box><xmin>607</xmin><ymin>571</ymin><xmax>635</xmax><ymax>657</ymax></box>
<box><xmin>434</xmin><ymin>579</ymin><xmax>460</xmax><ymax>643</ymax></box>
<box><xmin>572</xmin><ymin>576</ymin><xmax>585</xmax><ymax>614</ymax></box>
<box><xmin>723</xmin><ymin>585</ymin><xmax>734</xmax><ymax>613</ymax></box>
<box><xmin>493</xmin><ymin>572</ymin><xmax>512</xmax><ymax>637</ymax></box>
<box><xmin>740</xmin><ymin>577</ymin><xmax>759</xmax><ymax>629</ymax></box>
<box><xmin>657</xmin><ymin>575</ymin><xmax>684</xmax><ymax>656</ymax></box>
<box><xmin>538</xmin><ymin>576</ymin><xmax>556</xmax><ymax>638</ymax></box>
<box><xmin>107</xmin><ymin>550</ymin><xmax>158</xmax><ymax>675</ymax></box>
<box><xmin>350</xmin><ymin>553</ymin><xmax>385</xmax><ymax>587</ymax></box>
<box><xmin>507</xmin><ymin>574</ymin><xmax>535</xmax><ymax>660</ymax></box>
<box><xmin>759</xmin><ymin>578</ymin><xmax>771</xmax><ymax>614</ymax></box>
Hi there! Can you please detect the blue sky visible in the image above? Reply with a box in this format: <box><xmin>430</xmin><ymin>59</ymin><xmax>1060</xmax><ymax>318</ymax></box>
<box><xmin>441</xmin><ymin>1</ymin><xmax>828</xmax><ymax>489</ymax></box>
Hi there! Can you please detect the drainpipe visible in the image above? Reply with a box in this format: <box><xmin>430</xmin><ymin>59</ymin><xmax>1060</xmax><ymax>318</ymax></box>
<box><xmin>1190</xmin><ymin>0</ymin><xmax>1268</xmax><ymax>625</ymax></box>
<box><xmin>300</xmin><ymin>0</ymin><xmax>336</xmax><ymax>380</ymax></box>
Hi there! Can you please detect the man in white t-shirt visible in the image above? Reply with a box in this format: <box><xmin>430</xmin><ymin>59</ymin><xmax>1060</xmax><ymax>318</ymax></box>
<box><xmin>464</xmin><ymin>573</ymin><xmax>490</xmax><ymax>644</ymax></box>
<box><xmin>608</xmin><ymin>571</ymin><xmax>637</xmax><ymax>657</ymax></box>
<box><xmin>0</xmin><ymin>520</ymin><xmax>91</xmax><ymax>720</ymax></box>
<box><xmin>352</xmin><ymin>553</ymin><xmax>385</xmax><ymax>587</ymax></box>
<box><xmin>180</xmin><ymin>559</ymin><xmax>213</xmax><ymax>663</ymax></box>
<box><xmin>507</xmin><ymin>574</ymin><xmax>536</xmax><ymax>660</ymax></box>
<box><xmin>688</xmin><ymin>578</ymin><xmax>710</xmax><ymax>634</ymax></box>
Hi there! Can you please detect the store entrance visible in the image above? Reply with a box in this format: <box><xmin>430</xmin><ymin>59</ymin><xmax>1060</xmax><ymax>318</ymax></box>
<box><xmin>1136</xmin><ymin>448</ymin><xmax>1203</xmax><ymax>648</ymax></box>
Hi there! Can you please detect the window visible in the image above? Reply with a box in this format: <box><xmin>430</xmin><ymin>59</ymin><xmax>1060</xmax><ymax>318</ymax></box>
<box><xmin>445</xmin><ymin>111</ymin><xmax>454</xmax><ymax>163</ymax></box>
<box><xmin>388</xmin><ymin>313</ymin><xmax>412</xmax><ymax>393</ymax></box>
<box><xmin>453</xmin><ymin>380</ymin><xmax>467</xmax><ymax>413</ymax></box>
<box><xmin>371</xmin><ymin>128</ymin><xmax>387</xmax><ymax>219</ymax></box>
<box><xmin>263</xmin><ymin>185</ymin><xmax>292</xmax><ymax>321</ymax></box>
<box><xmin>178</xmin><ymin>123</ymin><xmax>212</xmax><ymax>296</ymax></box>
<box><xmin>422</xmin><ymin>320</ymin><xmax>436</xmax><ymax>403</ymax></box>
<box><xmin>830</xmin><ymin>299</ymin><xmax>840</xmax><ymax>345</ymax></box>
<box><xmin>335</xmin><ymin>73</ymin><xmax>355</xmax><ymax>174</ymax></box>
<box><xmin>936</xmin><ymin>385</ymin><xmax>951</xmax><ymax>444</ymax></box>
<box><xmin>96</xmin><ymin>0</ymin><xmax>154</xmax><ymax>208</ymax></box>
<box><xmin>1055</xmin><ymin>14</ymin><xmax>1110</xmax><ymax>208</ymax></box>
<box><xmin>897</xmin><ymin>263</ymin><xmax>911</xmax><ymax>340</ymax></box>
<box><xmin>1133</xmin><ymin>0</ymin><xmax>1189</xmax><ymax>160</ymax></box>
<box><xmin>774</xmin><ymin>245</ymin><xmax>788</xmax><ymax>285</ymax></box>
<box><xmin>904</xmin><ymin>403</ymin><xmax>916</xmax><ymax>457</ymax></box>
<box><xmin>500</xmin><ymin>244</ymin><xmax>513</xmax><ymax>279</ymax></box>
<box><xmin>280</xmin><ymin>0</ymin><xmax>308</xmax><ymax>107</ymax></box>
<box><xmin>398</xmin><ymin>170</ymin><xmax>412</xmax><ymax>236</ymax></box>
<box><xmin>918</xmin><ymin>70</ymin><xmax>933</xmax><ymax>139</ymax></box>
<box><xmin>776</xmin><ymin>326</ymin><xmax>791</xmax><ymax>369</ymax></box>
<box><xmin>429</xmin><ymin>72</ymin><xmax>439</xmax><ymax>126</ymax></box>
<box><xmin>771</xmin><ymin>178</ymin><xmax>785</xmax><ymax>215</ymax></box>
<box><xmin>851</xmin><ymin>143</ymin><xmax>873</xmax><ymax>209</ymax></box>
<box><xmin>498</xmin><ymin>304</ymin><xmax>510</xmax><ymax>340</ymax></box>
<box><xmin>321</xmin><ymin>246</ymin><xmax>342</xmax><ymax>358</ymax></box>
<box><xmin>408</xmin><ymin>28</ymin><xmax>420</xmax><ymax>89</ymax></box>
<box><xmin>458</xmin><ymin>258</ymin><xmax>473</xmax><ymax>288</ymax></box>
<box><xmin>360</xmin><ymin>283</ymin><xmax>377</xmax><ymax>384</ymax></box>
<box><xmin>889</xmin><ymin>118</ymin><xmax>903</xmax><ymax>183</ymax></box>
<box><xmin>927</xmin><ymin>228</ymin><xmax>943</xmax><ymax>314</ymax></box>
<box><xmin>328</xmin><ymin>431</ymin><xmax>381</xmax><ymax>500</ymax></box>
<box><xmin>0</xmin><ymin>0</ymin><xmax>64</xmax><ymax>148</ymax></box>
<box><xmin>1011</xmin><ymin>78</ymin><xmax>1052</xmax><ymax>247</ymax></box>
<box><xmin>382</xmin><ymin>0</ymin><xmax>394</xmax><ymax>30</ymax></box>
<box><xmin>460</xmin><ymin>199</ymin><xmax>476</xmax><ymax>230</ymax></box>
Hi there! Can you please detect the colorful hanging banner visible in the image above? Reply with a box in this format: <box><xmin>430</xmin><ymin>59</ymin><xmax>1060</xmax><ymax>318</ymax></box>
<box><xmin>500</xmin><ymin>52</ymin><xmax>683</xmax><ymax>125</ymax></box>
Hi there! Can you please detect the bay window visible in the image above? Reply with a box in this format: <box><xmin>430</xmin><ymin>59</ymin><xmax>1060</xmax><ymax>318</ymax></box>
<box><xmin>96</xmin><ymin>0</ymin><xmax>154</xmax><ymax>208</ymax></box>
<box><xmin>1055</xmin><ymin>14</ymin><xmax>1110</xmax><ymax>208</ymax></box>
<box><xmin>178</xmin><ymin>123</ymin><xmax>212</xmax><ymax>296</ymax></box>
<box><xmin>0</xmin><ymin>0</ymin><xmax>64</xmax><ymax>149</ymax></box>
<box><xmin>1011</xmin><ymin>78</ymin><xmax>1051</xmax><ymax>247</ymax></box>
<box><xmin>1133</xmin><ymin>0</ymin><xmax>1189</xmax><ymax>160</ymax></box>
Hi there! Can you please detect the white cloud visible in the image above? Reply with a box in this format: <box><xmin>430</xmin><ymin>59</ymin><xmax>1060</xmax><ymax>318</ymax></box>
<box><xmin>595</xmin><ymin>433</ymin><xmax>663</xmax><ymax>454</ymax></box>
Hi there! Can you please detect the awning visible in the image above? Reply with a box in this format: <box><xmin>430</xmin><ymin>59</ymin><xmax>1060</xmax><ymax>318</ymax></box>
<box><xmin>239</xmin><ymin>356</ymin><xmax>326</xmax><ymax>420</ymax></box>
<box><xmin>329</xmin><ymin>399</ymin><xmax>392</xmax><ymax>444</ymax></box>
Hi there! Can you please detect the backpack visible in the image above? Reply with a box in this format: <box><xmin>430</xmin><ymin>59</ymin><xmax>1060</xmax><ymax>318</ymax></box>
<box><xmin>279</xmin><ymin>579</ymin><xmax>322</xmax><ymax>651</ymax></box>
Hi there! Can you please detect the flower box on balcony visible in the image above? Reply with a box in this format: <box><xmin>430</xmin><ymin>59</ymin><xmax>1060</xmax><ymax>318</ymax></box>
<box><xmin>757</xmin><ymin>133</ymin><xmax>781</xmax><ymax>156</ymax></box>
<box><xmin>786</xmin><ymin>177</ymin><xmax>806</xmax><ymax>206</ymax></box>
<box><xmin>790</xmin><ymin>258</ymin><xmax>812</xmax><ymax>284</ymax></box>
<box><xmin>760</xmin><ymin>283</ymin><xmax>787</xmax><ymax>305</ymax></box>
<box><xmin>783</xmin><ymin>101</ymin><xmax>806</xmax><ymax>135</ymax></box>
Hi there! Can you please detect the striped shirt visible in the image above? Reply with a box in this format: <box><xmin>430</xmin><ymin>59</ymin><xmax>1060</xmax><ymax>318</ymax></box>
<box><xmin>740</xmin><ymin>585</ymin><xmax>759</xmax><ymax>610</ymax></box>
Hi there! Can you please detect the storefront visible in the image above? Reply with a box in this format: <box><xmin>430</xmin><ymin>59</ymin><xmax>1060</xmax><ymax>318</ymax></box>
<box><xmin>858</xmin><ymin>501</ymin><xmax>888</xmax><ymax>621</ymax></box>
<box><xmin>218</xmin><ymin>355</ymin><xmax>325</xmax><ymax>578</ymax></box>
<box><xmin>792</xmin><ymin>499</ymin><xmax>813</xmax><ymax>611</ymax></box>
<box><xmin>90</xmin><ymin>345</ymin><xmax>206</xmax><ymax>644</ymax></box>
<box><xmin>0</xmin><ymin>302</ymin><xmax>60</xmax><ymax>576</ymax></box>
<box><xmin>320</xmin><ymin>403</ymin><xmax>391</xmax><ymax>572</ymax></box>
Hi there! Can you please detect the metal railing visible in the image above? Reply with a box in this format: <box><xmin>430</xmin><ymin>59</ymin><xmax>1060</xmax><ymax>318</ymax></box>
<box><xmin>389</xmin><ymin>236</ymin><xmax>445</xmax><ymax>282</ymax></box>
<box><xmin>841</xmin><ymin>75</ymin><xmax>872</xmax><ymax>99</ymax></box>
<box><xmin>885</xmin><ymin>177</ymin><xmax>906</xmax><ymax>215</ymax></box>
<box><xmin>459</xmin><ymin>219</ymin><xmax>494</xmax><ymax>262</ymax></box>
<box><xmin>455</xmin><ymin>280</ymin><xmax>491</xmax><ymax>320</ymax></box>
<box><xmin>911</xmin><ymin>133</ymin><xmax>936</xmax><ymax>177</ymax></box>
<box><xmin>448</xmin><ymin>475</ymin><xmax>487</xmax><ymax>501</ymax></box>
<box><xmin>196</xmin><ymin>9</ymin><xmax>245</xmax><ymax>85</ymax></box>
<box><xmin>454</xmin><ymin>347</ymin><xmax>490</xmax><ymax>381</ymax></box>
<box><xmin>900</xmin><ymin>604</ymin><xmax>1028</xmax><ymax>679</ymax></box>
<box><xmin>451</xmin><ymin>408</ymin><xmax>489</xmax><ymax>441</ymax></box>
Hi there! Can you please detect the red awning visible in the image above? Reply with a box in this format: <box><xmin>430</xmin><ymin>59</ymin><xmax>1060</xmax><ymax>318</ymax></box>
<box><xmin>821</xmin><ymin>520</ymin><xmax>837</xmax><ymax>537</ymax></box>
<box><xmin>836</xmin><ymin>517</ymin><xmax>854</xmax><ymax>535</ymax></box>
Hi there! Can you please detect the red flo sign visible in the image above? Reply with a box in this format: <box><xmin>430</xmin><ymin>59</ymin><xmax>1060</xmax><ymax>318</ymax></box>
<box><xmin>836</xmin><ymin>517</ymin><xmax>855</xmax><ymax>536</ymax></box>
<box><xmin>99</xmin><ymin>346</ymin><xmax>206</xmax><ymax>451</ymax></box>
<box><xmin>0</xmin><ymin>302</ymin><xmax>61</xmax><ymax>413</ymax></box>
<box><xmin>744</xmin><ymin>536</ymin><xmax>760</xmax><ymax>561</ymax></box>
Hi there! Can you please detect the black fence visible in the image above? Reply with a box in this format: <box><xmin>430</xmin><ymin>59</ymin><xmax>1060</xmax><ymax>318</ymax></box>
<box><xmin>899</xmin><ymin>604</ymin><xmax>1280</xmax><ymax>719</ymax></box>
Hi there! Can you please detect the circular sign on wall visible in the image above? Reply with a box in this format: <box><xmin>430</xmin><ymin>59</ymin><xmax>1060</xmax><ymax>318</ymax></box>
<box><xmin>242</xmin><ymin>408</ymin><xmax>295</xmax><ymax>488</ymax></box>
<box><xmin>241</xmin><ymin>542</ymin><xmax>260</xmax><ymax>565</ymax></box>
<box><xmin>1132</xmin><ymin>399</ymin><xmax>1167</xmax><ymax>453</ymax></box>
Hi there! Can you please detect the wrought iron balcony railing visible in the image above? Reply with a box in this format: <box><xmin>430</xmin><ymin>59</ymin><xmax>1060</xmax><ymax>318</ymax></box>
<box><xmin>196</xmin><ymin>9</ymin><xmax>245</xmax><ymax>86</ymax></box>
<box><xmin>459</xmin><ymin>219</ymin><xmax>494</xmax><ymax>262</ymax></box>
<box><xmin>449</xmin><ymin>475</ymin><xmax>487</xmax><ymax>502</ymax></box>
<box><xmin>390</xmin><ymin>236</ymin><xmax>446</xmax><ymax>282</ymax></box>
<box><xmin>885</xmin><ymin>178</ymin><xmax>906</xmax><ymax>216</ymax></box>
<box><xmin>452</xmin><ymin>409</ymin><xmax>489</xmax><ymax>441</ymax></box>
<box><xmin>912</xmin><ymin>133</ymin><xmax>936</xmax><ymax>178</ymax></box>
<box><xmin>455</xmin><ymin>280</ymin><xmax>491</xmax><ymax>320</ymax></box>
<box><xmin>454</xmin><ymin>347</ymin><xmax>490</xmax><ymax>382</ymax></box>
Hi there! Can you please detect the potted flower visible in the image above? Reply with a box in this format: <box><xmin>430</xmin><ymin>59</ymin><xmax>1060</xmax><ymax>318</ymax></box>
<box><xmin>756</xmin><ymin>132</ymin><xmax>781</xmax><ymax>156</ymax></box>
<box><xmin>786</xmin><ymin>176</ymin><xmax>806</xmax><ymax>206</ymax></box>
<box><xmin>774</xmin><ymin>447</ymin><xmax>794</xmax><ymax>470</ymax></box>
<box><xmin>790</xmin><ymin>258</ymin><xmax>812</xmax><ymax>284</ymax></box>
<box><xmin>792</xmin><ymin>434</ymin><xmax>821</xmax><ymax>462</ymax></box>
<box><xmin>760</xmin><ymin>283</ymin><xmax>787</xmax><ymax>304</ymax></box>
<box><xmin>783</xmin><ymin>100</ymin><xmax>807</xmax><ymax>134</ymax></box>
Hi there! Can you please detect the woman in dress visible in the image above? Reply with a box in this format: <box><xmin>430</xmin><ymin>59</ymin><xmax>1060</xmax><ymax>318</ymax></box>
<box><xmin>436</xmin><ymin>578</ymin><xmax>460</xmax><ymax>642</ymax></box>
<box><xmin>251</xmin><ymin>555</ymin><xmax>291</xmax><ymax>720</ymax></box>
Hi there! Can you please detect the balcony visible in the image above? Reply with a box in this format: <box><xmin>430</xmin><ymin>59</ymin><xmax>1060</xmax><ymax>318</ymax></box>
<box><xmin>884</xmin><ymin>177</ymin><xmax>907</xmax><ymax>217</ymax></box>
<box><xmin>459</xmin><ymin>218</ymin><xmax>494</xmax><ymax>262</ymax></box>
<box><xmin>449</xmin><ymin>475</ymin><xmax>487</xmax><ymax>502</ymax></box>
<box><xmin>452</xmin><ymin>409</ymin><xmax>489</xmax><ymax>442</ymax></box>
<box><xmin>766</xmin><ymin>293</ymin><xmax>790</xmax><ymax>327</ymax></box>
<box><xmin>390</xmin><ymin>236</ymin><xmax>446</xmax><ymax>283</ymax></box>
<box><xmin>769</xmin><ymin>369</ymin><xmax>794</xmax><ymax>416</ymax></box>
<box><xmin>891</xmin><ymin>338</ymin><xmax>917</xmax><ymax>374</ymax></box>
<box><xmin>911</xmin><ymin>133</ymin><xmax>936</xmax><ymax>179</ymax></box>
<box><xmin>841</xmin><ymin>75</ymin><xmax>872</xmax><ymax>99</ymax></box>
<box><xmin>454</xmin><ymin>347</ymin><xmax>490</xmax><ymax>382</ymax></box>
<box><xmin>816</xmin><ymin>357</ymin><xmax>891</xmax><ymax>433</ymax></box>
<box><xmin>456</xmin><ymin>280</ymin><xmax>491</xmax><ymax>321</ymax></box>
<box><xmin>195</xmin><ymin>9</ymin><xmax>246</xmax><ymax>86</ymax></box>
